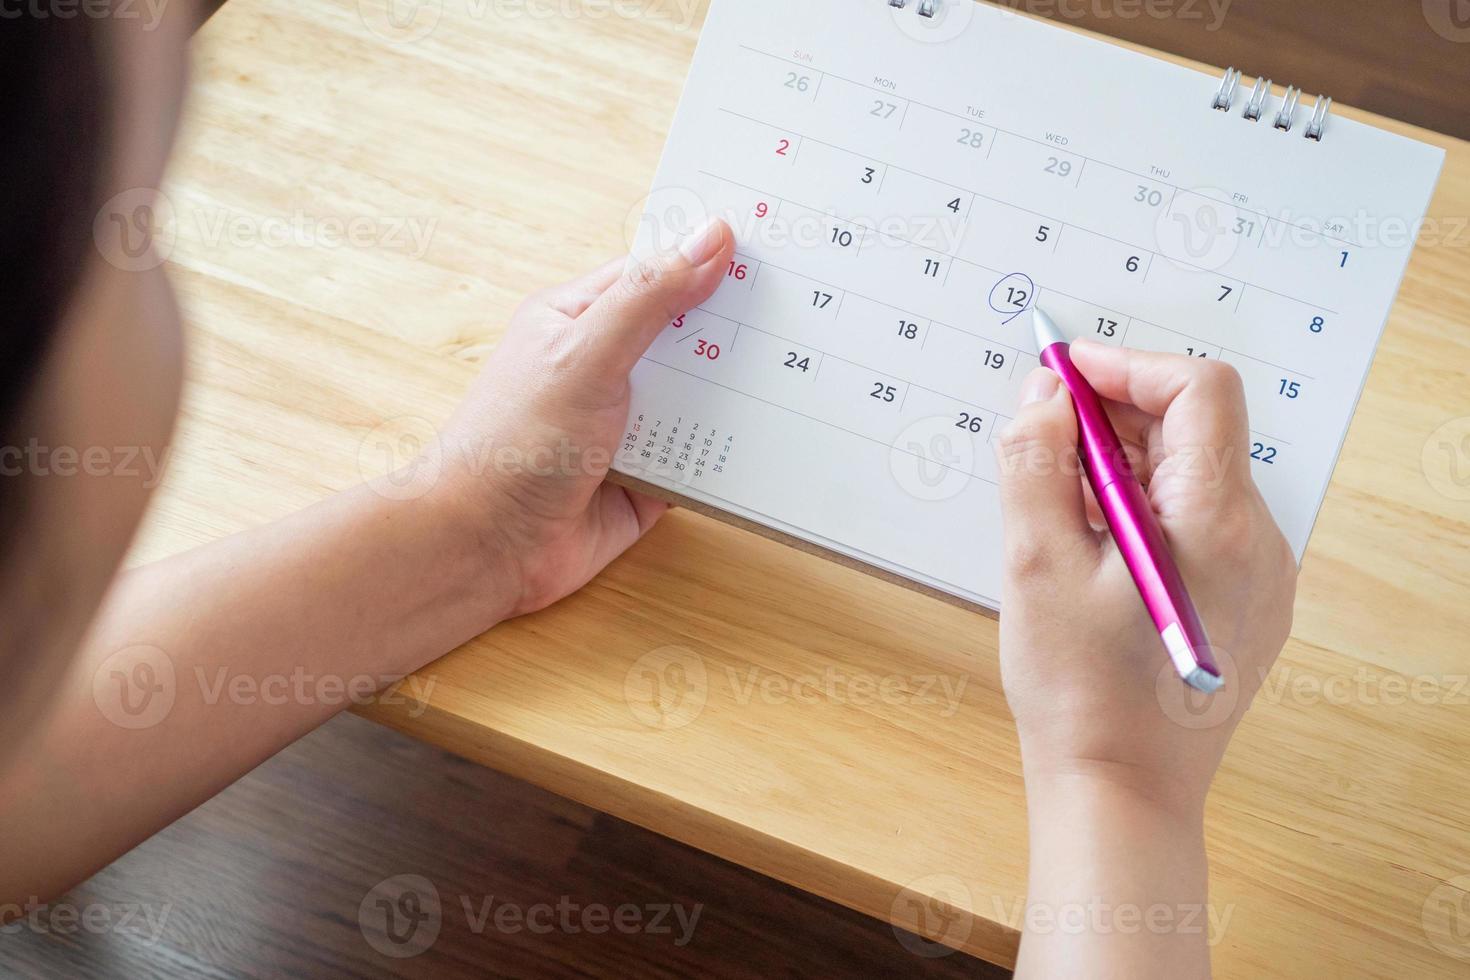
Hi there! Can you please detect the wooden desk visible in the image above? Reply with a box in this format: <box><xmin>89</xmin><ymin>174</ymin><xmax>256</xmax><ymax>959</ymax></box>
<box><xmin>145</xmin><ymin>0</ymin><xmax>1470</xmax><ymax>973</ymax></box>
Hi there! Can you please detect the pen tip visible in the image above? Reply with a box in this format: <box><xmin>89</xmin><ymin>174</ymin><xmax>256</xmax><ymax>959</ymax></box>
<box><xmin>1031</xmin><ymin>305</ymin><xmax>1067</xmax><ymax>353</ymax></box>
<box><xmin>1184</xmin><ymin>668</ymin><xmax>1225</xmax><ymax>694</ymax></box>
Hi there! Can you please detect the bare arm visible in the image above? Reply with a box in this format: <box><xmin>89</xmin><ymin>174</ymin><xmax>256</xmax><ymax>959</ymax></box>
<box><xmin>0</xmin><ymin>222</ymin><xmax>734</xmax><ymax>903</ymax></box>
<box><xmin>2</xmin><ymin>478</ymin><xmax>508</xmax><ymax>903</ymax></box>
<box><xmin>995</xmin><ymin>344</ymin><xmax>1298</xmax><ymax>978</ymax></box>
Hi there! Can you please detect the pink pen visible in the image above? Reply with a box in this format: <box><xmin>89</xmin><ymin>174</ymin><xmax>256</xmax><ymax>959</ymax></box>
<box><xmin>1030</xmin><ymin>307</ymin><xmax>1223</xmax><ymax>694</ymax></box>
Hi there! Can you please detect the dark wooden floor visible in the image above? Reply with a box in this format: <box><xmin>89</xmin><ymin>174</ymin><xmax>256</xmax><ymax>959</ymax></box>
<box><xmin>0</xmin><ymin>714</ymin><xmax>1009</xmax><ymax>979</ymax></box>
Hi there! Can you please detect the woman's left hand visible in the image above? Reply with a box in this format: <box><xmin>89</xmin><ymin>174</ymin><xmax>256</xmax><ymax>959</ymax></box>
<box><xmin>435</xmin><ymin>218</ymin><xmax>734</xmax><ymax>619</ymax></box>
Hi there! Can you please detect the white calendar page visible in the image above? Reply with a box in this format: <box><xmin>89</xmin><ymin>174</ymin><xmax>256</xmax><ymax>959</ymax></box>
<box><xmin>615</xmin><ymin>0</ymin><xmax>1444</xmax><ymax>608</ymax></box>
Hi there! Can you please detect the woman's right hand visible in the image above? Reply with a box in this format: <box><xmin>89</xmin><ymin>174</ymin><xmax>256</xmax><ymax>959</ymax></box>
<box><xmin>995</xmin><ymin>342</ymin><xmax>1298</xmax><ymax>813</ymax></box>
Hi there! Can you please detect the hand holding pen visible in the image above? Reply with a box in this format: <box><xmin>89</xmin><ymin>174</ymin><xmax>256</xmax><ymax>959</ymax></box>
<box><xmin>1032</xmin><ymin>308</ymin><xmax>1223</xmax><ymax>693</ymax></box>
<box><xmin>995</xmin><ymin>311</ymin><xmax>1300</xmax><ymax>975</ymax></box>
<box><xmin>994</xmin><ymin>315</ymin><xmax>1297</xmax><ymax>807</ymax></box>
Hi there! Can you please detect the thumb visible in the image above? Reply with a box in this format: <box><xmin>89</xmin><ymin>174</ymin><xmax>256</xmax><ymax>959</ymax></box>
<box><xmin>995</xmin><ymin>368</ymin><xmax>1098</xmax><ymax>576</ymax></box>
<box><xmin>575</xmin><ymin>218</ymin><xmax>734</xmax><ymax>378</ymax></box>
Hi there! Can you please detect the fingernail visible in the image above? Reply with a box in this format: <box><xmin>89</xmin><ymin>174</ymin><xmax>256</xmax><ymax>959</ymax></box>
<box><xmin>677</xmin><ymin>218</ymin><xmax>724</xmax><ymax>265</ymax></box>
<box><xmin>1020</xmin><ymin>368</ymin><xmax>1060</xmax><ymax>406</ymax></box>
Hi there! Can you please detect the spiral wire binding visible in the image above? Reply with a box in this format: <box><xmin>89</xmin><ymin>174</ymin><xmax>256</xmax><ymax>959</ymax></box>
<box><xmin>1243</xmin><ymin>77</ymin><xmax>1271</xmax><ymax>122</ymax></box>
<box><xmin>1304</xmin><ymin>95</ymin><xmax>1332</xmax><ymax>141</ymax></box>
<box><xmin>882</xmin><ymin>10</ymin><xmax>1332</xmax><ymax>137</ymax></box>
<box><xmin>889</xmin><ymin>0</ymin><xmax>938</xmax><ymax>17</ymax></box>
<box><xmin>1274</xmin><ymin>86</ymin><xmax>1302</xmax><ymax>131</ymax></box>
<box><xmin>1211</xmin><ymin>67</ymin><xmax>1331</xmax><ymax>141</ymax></box>
<box><xmin>1212</xmin><ymin>68</ymin><xmax>1241</xmax><ymax>111</ymax></box>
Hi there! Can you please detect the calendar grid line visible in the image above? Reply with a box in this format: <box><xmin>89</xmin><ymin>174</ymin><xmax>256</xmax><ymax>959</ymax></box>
<box><xmin>721</xmin><ymin>252</ymin><xmax>1028</xmax><ymax>363</ymax></box>
<box><xmin>1141</xmin><ymin>317</ymin><xmax>1315</xmax><ymax>381</ymax></box>
<box><xmin>1250</xmin><ymin>429</ymin><xmax>1293</xmax><ymax>448</ymax></box>
<box><xmin>851</xmin><ymin>246</ymin><xmax>1312</xmax><ymax>383</ymax></box>
<box><xmin>711</xmin><ymin>114</ymin><xmax>1340</xmax><ymax>316</ymax></box>
<box><xmin>686</xmin><ymin>308</ymin><xmax>1009</xmax><ymax>430</ymax></box>
<box><xmin>648</xmin><ymin>332</ymin><xmax>1292</xmax><ymax>499</ymax></box>
<box><xmin>732</xmin><ymin>318</ymin><xmax>987</xmax><ymax>429</ymax></box>
<box><xmin>1025</xmin><ymin>279</ymin><xmax>1315</xmax><ymax>380</ymax></box>
<box><xmin>703</xmin><ymin>166</ymin><xmax>1004</xmax><ymax>277</ymax></box>
<box><xmin>712</xmin><ymin>170</ymin><xmax>929</xmax><ymax>266</ymax></box>
<box><xmin>635</xmin><ymin>355</ymin><xmax>1000</xmax><ymax>486</ymax></box>
<box><xmin>739</xmin><ymin>43</ymin><xmax>1363</xmax><ymax>250</ymax></box>
<box><xmin>707</xmin><ymin>178</ymin><xmax>1319</xmax><ymax>384</ymax></box>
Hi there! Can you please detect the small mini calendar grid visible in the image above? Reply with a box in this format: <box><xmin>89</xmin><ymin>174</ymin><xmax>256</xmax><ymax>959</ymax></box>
<box><xmin>615</xmin><ymin>0</ymin><xmax>1444</xmax><ymax>609</ymax></box>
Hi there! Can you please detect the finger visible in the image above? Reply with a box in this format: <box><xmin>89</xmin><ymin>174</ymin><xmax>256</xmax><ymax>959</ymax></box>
<box><xmin>579</xmin><ymin>483</ymin><xmax>671</xmax><ymax>585</ymax></box>
<box><xmin>574</xmin><ymin>218</ymin><xmax>735</xmax><ymax>378</ymax></box>
<box><xmin>1080</xmin><ymin>436</ymin><xmax>1153</xmax><ymax>526</ymax></box>
<box><xmin>623</xmin><ymin>486</ymin><xmax>670</xmax><ymax>535</ymax></box>
<box><xmin>521</xmin><ymin>257</ymin><xmax>624</xmax><ymax>320</ymax></box>
<box><xmin>532</xmin><ymin>257</ymin><xmax>626</xmax><ymax>319</ymax></box>
<box><xmin>1099</xmin><ymin>398</ymin><xmax>1163</xmax><ymax>483</ymax></box>
<box><xmin>1069</xmin><ymin>341</ymin><xmax>1251</xmax><ymax>489</ymax></box>
<box><xmin>1099</xmin><ymin>396</ymin><xmax>1160</xmax><ymax>452</ymax></box>
<box><xmin>995</xmin><ymin>368</ymin><xmax>1100</xmax><ymax>578</ymax></box>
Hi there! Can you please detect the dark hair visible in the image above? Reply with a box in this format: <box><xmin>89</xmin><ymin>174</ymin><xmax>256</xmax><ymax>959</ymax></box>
<box><xmin>0</xmin><ymin>16</ymin><xmax>108</xmax><ymax>551</ymax></box>
<box><xmin>1</xmin><ymin>16</ymin><xmax>109</xmax><ymax>436</ymax></box>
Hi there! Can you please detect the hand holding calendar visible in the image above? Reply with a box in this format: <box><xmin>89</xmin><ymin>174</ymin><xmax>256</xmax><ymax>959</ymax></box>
<box><xmin>618</xmin><ymin>0</ymin><xmax>1443</xmax><ymax>609</ymax></box>
<box><xmin>440</xmin><ymin>225</ymin><xmax>734</xmax><ymax>619</ymax></box>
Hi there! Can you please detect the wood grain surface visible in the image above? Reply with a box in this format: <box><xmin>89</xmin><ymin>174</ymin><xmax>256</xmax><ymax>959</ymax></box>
<box><xmin>131</xmin><ymin>0</ymin><xmax>1470</xmax><ymax>974</ymax></box>
<box><xmin>1</xmin><ymin>714</ymin><xmax>1006</xmax><ymax>978</ymax></box>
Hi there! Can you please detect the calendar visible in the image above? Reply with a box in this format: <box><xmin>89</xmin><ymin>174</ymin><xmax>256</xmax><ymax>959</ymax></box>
<box><xmin>615</xmin><ymin>0</ymin><xmax>1444</xmax><ymax>609</ymax></box>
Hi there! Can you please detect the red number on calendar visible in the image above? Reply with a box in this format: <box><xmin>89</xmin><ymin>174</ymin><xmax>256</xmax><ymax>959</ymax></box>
<box><xmin>775</xmin><ymin>139</ymin><xmax>790</xmax><ymax>156</ymax></box>
<box><xmin>727</xmin><ymin>262</ymin><xmax>748</xmax><ymax>280</ymax></box>
<box><xmin>671</xmin><ymin>314</ymin><xmax>686</xmax><ymax>329</ymax></box>
<box><xmin>694</xmin><ymin>340</ymin><xmax>720</xmax><ymax>360</ymax></box>
<box><xmin>755</xmin><ymin>202</ymin><xmax>769</xmax><ymax>218</ymax></box>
